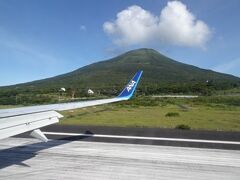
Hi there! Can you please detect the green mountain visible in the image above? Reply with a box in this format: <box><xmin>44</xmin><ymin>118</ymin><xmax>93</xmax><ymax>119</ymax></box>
<box><xmin>1</xmin><ymin>48</ymin><xmax>240</xmax><ymax>96</ymax></box>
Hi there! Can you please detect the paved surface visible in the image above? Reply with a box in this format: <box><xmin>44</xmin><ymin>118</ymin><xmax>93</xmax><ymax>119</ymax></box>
<box><xmin>40</xmin><ymin>125</ymin><xmax>240</xmax><ymax>150</ymax></box>
<box><xmin>0</xmin><ymin>138</ymin><xmax>240</xmax><ymax>180</ymax></box>
<box><xmin>43</xmin><ymin>125</ymin><xmax>240</xmax><ymax>141</ymax></box>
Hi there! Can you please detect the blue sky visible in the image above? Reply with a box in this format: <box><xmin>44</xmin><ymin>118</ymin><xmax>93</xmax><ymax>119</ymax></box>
<box><xmin>0</xmin><ymin>0</ymin><xmax>239</xmax><ymax>86</ymax></box>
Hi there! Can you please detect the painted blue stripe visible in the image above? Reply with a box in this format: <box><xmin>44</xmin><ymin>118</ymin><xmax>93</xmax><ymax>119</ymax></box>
<box><xmin>118</xmin><ymin>71</ymin><xmax>143</xmax><ymax>99</ymax></box>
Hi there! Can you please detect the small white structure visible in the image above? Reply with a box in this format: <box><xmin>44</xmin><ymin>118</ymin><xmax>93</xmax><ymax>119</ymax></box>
<box><xmin>60</xmin><ymin>88</ymin><xmax>66</xmax><ymax>92</ymax></box>
<box><xmin>87</xmin><ymin>89</ymin><xmax>94</xmax><ymax>95</ymax></box>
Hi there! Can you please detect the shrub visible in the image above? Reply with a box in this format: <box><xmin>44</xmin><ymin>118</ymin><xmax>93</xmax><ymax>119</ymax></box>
<box><xmin>165</xmin><ymin>112</ymin><xmax>180</xmax><ymax>117</ymax></box>
<box><xmin>175</xmin><ymin>124</ymin><xmax>191</xmax><ymax>130</ymax></box>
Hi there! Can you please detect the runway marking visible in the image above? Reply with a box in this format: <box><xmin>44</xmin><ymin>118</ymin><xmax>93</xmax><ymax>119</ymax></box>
<box><xmin>43</xmin><ymin>131</ymin><xmax>240</xmax><ymax>145</ymax></box>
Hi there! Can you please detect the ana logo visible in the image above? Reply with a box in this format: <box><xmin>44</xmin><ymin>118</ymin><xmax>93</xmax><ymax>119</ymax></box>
<box><xmin>127</xmin><ymin>80</ymin><xmax>136</xmax><ymax>92</ymax></box>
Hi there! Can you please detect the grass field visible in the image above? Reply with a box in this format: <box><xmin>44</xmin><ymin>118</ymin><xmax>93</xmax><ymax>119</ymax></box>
<box><xmin>59</xmin><ymin>96</ymin><xmax>240</xmax><ymax>131</ymax></box>
<box><xmin>0</xmin><ymin>105</ymin><xmax>21</xmax><ymax>109</ymax></box>
<box><xmin>0</xmin><ymin>96</ymin><xmax>239</xmax><ymax>131</ymax></box>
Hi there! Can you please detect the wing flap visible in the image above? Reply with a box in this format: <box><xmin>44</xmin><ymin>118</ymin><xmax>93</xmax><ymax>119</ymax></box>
<box><xmin>0</xmin><ymin>111</ymin><xmax>62</xmax><ymax>140</ymax></box>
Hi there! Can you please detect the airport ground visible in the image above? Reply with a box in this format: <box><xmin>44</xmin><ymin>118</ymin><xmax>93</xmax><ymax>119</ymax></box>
<box><xmin>58</xmin><ymin>96</ymin><xmax>240</xmax><ymax>131</ymax></box>
<box><xmin>0</xmin><ymin>95</ymin><xmax>240</xmax><ymax>179</ymax></box>
<box><xmin>1</xmin><ymin>123</ymin><xmax>239</xmax><ymax>179</ymax></box>
<box><xmin>1</xmin><ymin>112</ymin><xmax>240</xmax><ymax>179</ymax></box>
<box><xmin>0</xmin><ymin>137</ymin><xmax>239</xmax><ymax>180</ymax></box>
<box><xmin>0</xmin><ymin>95</ymin><xmax>240</xmax><ymax>131</ymax></box>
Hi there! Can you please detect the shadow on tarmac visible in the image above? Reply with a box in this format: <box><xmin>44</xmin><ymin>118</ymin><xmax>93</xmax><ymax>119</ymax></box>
<box><xmin>0</xmin><ymin>131</ymin><xmax>93</xmax><ymax>169</ymax></box>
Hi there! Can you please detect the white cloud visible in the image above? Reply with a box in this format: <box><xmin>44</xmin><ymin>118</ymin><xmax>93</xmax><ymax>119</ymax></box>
<box><xmin>213</xmin><ymin>58</ymin><xmax>240</xmax><ymax>77</ymax></box>
<box><xmin>103</xmin><ymin>1</ymin><xmax>211</xmax><ymax>48</ymax></box>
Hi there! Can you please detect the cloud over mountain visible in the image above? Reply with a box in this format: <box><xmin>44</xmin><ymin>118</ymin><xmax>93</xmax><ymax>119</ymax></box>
<box><xmin>103</xmin><ymin>1</ymin><xmax>211</xmax><ymax>48</ymax></box>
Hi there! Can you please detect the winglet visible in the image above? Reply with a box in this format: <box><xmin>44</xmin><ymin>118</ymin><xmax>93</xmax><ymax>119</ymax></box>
<box><xmin>118</xmin><ymin>70</ymin><xmax>143</xmax><ymax>99</ymax></box>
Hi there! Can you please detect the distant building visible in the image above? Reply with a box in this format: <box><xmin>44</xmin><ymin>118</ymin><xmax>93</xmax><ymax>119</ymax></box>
<box><xmin>88</xmin><ymin>89</ymin><xmax>94</xmax><ymax>95</ymax></box>
<box><xmin>60</xmin><ymin>87</ymin><xmax>66</xmax><ymax>92</ymax></box>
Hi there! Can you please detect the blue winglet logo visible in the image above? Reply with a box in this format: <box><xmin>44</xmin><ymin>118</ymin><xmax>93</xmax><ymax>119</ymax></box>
<box><xmin>118</xmin><ymin>70</ymin><xmax>143</xmax><ymax>99</ymax></box>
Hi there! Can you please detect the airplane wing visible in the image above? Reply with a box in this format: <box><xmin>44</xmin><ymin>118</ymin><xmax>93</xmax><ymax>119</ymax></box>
<box><xmin>0</xmin><ymin>71</ymin><xmax>143</xmax><ymax>142</ymax></box>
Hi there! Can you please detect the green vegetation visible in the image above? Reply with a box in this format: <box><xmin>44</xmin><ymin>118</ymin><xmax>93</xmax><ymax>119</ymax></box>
<box><xmin>0</xmin><ymin>48</ymin><xmax>239</xmax><ymax>105</ymax></box>
<box><xmin>0</xmin><ymin>105</ymin><xmax>21</xmax><ymax>109</ymax></box>
<box><xmin>165</xmin><ymin>112</ymin><xmax>180</xmax><ymax>117</ymax></box>
<box><xmin>0</xmin><ymin>95</ymin><xmax>239</xmax><ymax>131</ymax></box>
<box><xmin>175</xmin><ymin>124</ymin><xmax>191</xmax><ymax>130</ymax></box>
<box><xmin>57</xmin><ymin>96</ymin><xmax>240</xmax><ymax>132</ymax></box>
<box><xmin>0</xmin><ymin>48</ymin><xmax>239</xmax><ymax>132</ymax></box>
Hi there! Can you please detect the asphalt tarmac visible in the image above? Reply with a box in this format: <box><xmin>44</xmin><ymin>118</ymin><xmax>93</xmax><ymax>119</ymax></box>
<box><xmin>1</xmin><ymin>125</ymin><xmax>239</xmax><ymax>179</ymax></box>
<box><xmin>0</xmin><ymin>137</ymin><xmax>240</xmax><ymax>180</ymax></box>
<box><xmin>38</xmin><ymin>125</ymin><xmax>240</xmax><ymax>150</ymax></box>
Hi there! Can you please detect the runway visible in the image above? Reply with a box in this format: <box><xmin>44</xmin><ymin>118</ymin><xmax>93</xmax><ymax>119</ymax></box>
<box><xmin>43</xmin><ymin>131</ymin><xmax>240</xmax><ymax>145</ymax></box>
<box><xmin>39</xmin><ymin>125</ymin><xmax>240</xmax><ymax>150</ymax></box>
<box><xmin>0</xmin><ymin>138</ymin><xmax>240</xmax><ymax>180</ymax></box>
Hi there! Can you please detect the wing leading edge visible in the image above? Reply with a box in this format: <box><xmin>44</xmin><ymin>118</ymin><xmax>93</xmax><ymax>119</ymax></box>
<box><xmin>0</xmin><ymin>71</ymin><xmax>143</xmax><ymax>141</ymax></box>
